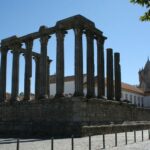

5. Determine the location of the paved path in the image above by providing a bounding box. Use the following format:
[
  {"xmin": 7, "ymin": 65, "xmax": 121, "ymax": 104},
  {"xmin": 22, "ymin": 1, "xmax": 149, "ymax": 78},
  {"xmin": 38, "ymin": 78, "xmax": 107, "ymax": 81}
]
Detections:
[{"xmin": 0, "ymin": 130, "xmax": 150, "ymax": 150}]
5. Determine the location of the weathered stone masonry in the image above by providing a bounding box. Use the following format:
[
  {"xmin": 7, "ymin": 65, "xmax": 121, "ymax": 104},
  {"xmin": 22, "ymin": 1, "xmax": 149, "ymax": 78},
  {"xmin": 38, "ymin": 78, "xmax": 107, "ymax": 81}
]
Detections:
[{"xmin": 0, "ymin": 15, "xmax": 147, "ymax": 137}]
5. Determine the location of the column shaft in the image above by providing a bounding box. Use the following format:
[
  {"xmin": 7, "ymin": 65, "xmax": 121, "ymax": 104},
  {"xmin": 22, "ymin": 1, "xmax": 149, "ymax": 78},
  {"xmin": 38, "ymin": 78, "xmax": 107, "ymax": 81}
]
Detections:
[
  {"xmin": 34, "ymin": 56, "xmax": 40, "ymax": 100},
  {"xmin": 86, "ymin": 30, "xmax": 95, "ymax": 98},
  {"xmin": 11, "ymin": 44, "xmax": 21, "ymax": 102},
  {"xmin": 47, "ymin": 58, "xmax": 51, "ymax": 98},
  {"xmin": 0, "ymin": 47, "xmax": 8, "ymax": 102},
  {"xmin": 114, "ymin": 53, "xmax": 121, "ymax": 101},
  {"xmin": 39, "ymin": 31, "xmax": 49, "ymax": 99},
  {"xmin": 24, "ymin": 40, "xmax": 33, "ymax": 101},
  {"xmin": 74, "ymin": 27, "xmax": 83, "ymax": 96},
  {"xmin": 55, "ymin": 30, "xmax": 65, "ymax": 97},
  {"xmin": 106, "ymin": 48, "xmax": 114, "ymax": 100},
  {"xmin": 97, "ymin": 37, "xmax": 105, "ymax": 98}
]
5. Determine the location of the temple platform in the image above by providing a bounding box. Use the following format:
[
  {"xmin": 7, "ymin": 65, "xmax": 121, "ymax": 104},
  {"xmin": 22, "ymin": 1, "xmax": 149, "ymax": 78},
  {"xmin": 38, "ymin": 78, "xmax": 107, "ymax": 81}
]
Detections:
[{"xmin": 0, "ymin": 97, "xmax": 150, "ymax": 138}]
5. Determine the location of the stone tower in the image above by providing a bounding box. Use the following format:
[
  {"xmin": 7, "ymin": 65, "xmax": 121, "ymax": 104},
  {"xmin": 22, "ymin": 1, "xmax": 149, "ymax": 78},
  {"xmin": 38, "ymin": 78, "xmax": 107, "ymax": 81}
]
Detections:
[{"xmin": 139, "ymin": 58, "xmax": 150, "ymax": 94}]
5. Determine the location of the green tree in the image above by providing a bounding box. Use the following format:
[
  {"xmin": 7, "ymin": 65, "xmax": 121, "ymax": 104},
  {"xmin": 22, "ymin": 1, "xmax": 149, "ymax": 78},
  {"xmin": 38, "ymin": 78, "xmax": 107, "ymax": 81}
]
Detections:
[{"xmin": 130, "ymin": 0, "xmax": 150, "ymax": 21}]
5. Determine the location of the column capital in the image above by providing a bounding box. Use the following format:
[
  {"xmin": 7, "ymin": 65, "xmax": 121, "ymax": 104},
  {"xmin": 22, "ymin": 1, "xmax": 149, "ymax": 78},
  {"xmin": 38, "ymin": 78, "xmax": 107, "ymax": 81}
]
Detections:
[
  {"xmin": 10, "ymin": 42, "xmax": 22, "ymax": 52},
  {"xmin": 47, "ymin": 57, "xmax": 52, "ymax": 64},
  {"xmin": 11, "ymin": 49, "xmax": 21, "ymax": 54},
  {"xmin": 0, "ymin": 46, "xmax": 9, "ymax": 54},
  {"xmin": 33, "ymin": 55, "xmax": 40, "ymax": 62},
  {"xmin": 39, "ymin": 25, "xmax": 48, "ymax": 33},
  {"xmin": 96, "ymin": 35, "xmax": 105, "ymax": 45},
  {"xmin": 73, "ymin": 27, "xmax": 83, "ymax": 35},
  {"xmin": 56, "ymin": 29, "xmax": 67, "ymax": 40},
  {"xmin": 40, "ymin": 35, "xmax": 50, "ymax": 45},
  {"xmin": 39, "ymin": 26, "xmax": 50, "ymax": 45},
  {"xmin": 85, "ymin": 30, "xmax": 95, "ymax": 42},
  {"xmin": 24, "ymin": 39, "xmax": 33, "ymax": 49}
]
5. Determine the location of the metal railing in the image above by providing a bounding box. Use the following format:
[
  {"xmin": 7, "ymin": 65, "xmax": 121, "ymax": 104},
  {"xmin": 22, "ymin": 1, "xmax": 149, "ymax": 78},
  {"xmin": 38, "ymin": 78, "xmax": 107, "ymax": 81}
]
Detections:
[{"xmin": 13, "ymin": 129, "xmax": 150, "ymax": 150}]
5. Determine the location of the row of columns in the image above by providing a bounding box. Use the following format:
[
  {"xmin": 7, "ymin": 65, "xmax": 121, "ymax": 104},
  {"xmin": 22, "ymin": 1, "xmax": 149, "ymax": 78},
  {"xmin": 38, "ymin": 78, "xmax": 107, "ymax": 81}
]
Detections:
[
  {"xmin": 54, "ymin": 27, "xmax": 121, "ymax": 100},
  {"xmin": 0, "ymin": 26, "xmax": 121, "ymax": 102},
  {"xmin": 54, "ymin": 27, "xmax": 107, "ymax": 98},
  {"xmin": 0, "ymin": 40, "xmax": 51, "ymax": 102},
  {"xmin": 107, "ymin": 48, "xmax": 121, "ymax": 101}
]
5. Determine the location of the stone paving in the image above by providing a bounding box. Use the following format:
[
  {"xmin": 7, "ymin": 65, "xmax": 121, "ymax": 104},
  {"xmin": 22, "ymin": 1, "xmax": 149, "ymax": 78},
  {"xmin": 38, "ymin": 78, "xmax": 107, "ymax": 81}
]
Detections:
[{"xmin": 0, "ymin": 130, "xmax": 149, "ymax": 150}]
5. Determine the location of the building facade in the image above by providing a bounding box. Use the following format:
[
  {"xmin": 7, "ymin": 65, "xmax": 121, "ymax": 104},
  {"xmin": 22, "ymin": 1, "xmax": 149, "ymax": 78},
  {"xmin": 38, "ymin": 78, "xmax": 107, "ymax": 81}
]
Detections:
[
  {"xmin": 50, "ymin": 75, "xmax": 145, "ymax": 108},
  {"xmin": 139, "ymin": 58, "xmax": 150, "ymax": 107}
]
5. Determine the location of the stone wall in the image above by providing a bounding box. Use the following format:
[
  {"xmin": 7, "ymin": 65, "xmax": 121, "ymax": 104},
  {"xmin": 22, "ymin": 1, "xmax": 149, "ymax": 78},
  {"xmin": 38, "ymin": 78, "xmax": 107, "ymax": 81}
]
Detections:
[{"xmin": 0, "ymin": 97, "xmax": 150, "ymax": 137}]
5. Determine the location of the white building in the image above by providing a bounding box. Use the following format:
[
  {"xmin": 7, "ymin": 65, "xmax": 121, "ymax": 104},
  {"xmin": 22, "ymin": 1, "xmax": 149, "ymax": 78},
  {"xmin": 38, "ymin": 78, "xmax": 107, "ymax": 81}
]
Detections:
[{"xmin": 50, "ymin": 75, "xmax": 145, "ymax": 108}]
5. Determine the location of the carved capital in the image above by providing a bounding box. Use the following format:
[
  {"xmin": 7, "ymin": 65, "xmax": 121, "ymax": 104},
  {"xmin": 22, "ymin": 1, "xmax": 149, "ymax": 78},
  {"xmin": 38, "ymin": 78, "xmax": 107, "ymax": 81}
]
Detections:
[
  {"xmin": 33, "ymin": 55, "xmax": 40, "ymax": 62},
  {"xmin": 47, "ymin": 58, "xmax": 52, "ymax": 64},
  {"xmin": 0, "ymin": 46, "xmax": 9, "ymax": 55},
  {"xmin": 73, "ymin": 27, "xmax": 83, "ymax": 36},
  {"xmin": 39, "ymin": 26, "xmax": 48, "ymax": 34},
  {"xmin": 9, "ymin": 37, "xmax": 22, "ymax": 50},
  {"xmin": 56, "ymin": 30, "xmax": 67, "ymax": 40},
  {"xmin": 96, "ymin": 36, "xmax": 105, "ymax": 45},
  {"xmin": 25, "ymin": 39, "xmax": 33, "ymax": 50},
  {"xmin": 11, "ymin": 49, "xmax": 20, "ymax": 55},
  {"xmin": 39, "ymin": 26, "xmax": 50, "ymax": 45},
  {"xmin": 40, "ymin": 35, "xmax": 50, "ymax": 45},
  {"xmin": 85, "ymin": 29, "xmax": 94, "ymax": 39}
]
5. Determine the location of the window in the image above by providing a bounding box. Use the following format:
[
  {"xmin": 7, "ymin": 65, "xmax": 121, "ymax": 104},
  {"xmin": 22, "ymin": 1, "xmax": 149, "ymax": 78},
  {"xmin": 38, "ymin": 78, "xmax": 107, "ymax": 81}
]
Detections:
[
  {"xmin": 134, "ymin": 96, "xmax": 136, "ymax": 104},
  {"xmin": 138, "ymin": 99, "xmax": 140, "ymax": 107},
  {"xmin": 130, "ymin": 95, "xmax": 132, "ymax": 101},
  {"xmin": 141, "ymin": 97, "xmax": 144, "ymax": 107},
  {"xmin": 121, "ymin": 93, "xmax": 123, "ymax": 99},
  {"xmin": 138, "ymin": 97, "xmax": 140, "ymax": 107}
]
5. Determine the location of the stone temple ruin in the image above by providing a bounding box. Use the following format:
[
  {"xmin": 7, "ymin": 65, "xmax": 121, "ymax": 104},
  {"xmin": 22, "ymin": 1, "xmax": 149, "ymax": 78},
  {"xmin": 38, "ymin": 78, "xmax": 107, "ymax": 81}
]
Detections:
[
  {"xmin": 0, "ymin": 15, "xmax": 121, "ymax": 102},
  {"xmin": 0, "ymin": 15, "xmax": 150, "ymax": 138}
]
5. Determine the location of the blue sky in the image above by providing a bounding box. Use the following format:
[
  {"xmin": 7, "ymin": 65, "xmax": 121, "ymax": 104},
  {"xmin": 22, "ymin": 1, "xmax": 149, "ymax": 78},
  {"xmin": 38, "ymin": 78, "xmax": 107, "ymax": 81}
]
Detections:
[{"xmin": 0, "ymin": 0, "xmax": 150, "ymax": 93}]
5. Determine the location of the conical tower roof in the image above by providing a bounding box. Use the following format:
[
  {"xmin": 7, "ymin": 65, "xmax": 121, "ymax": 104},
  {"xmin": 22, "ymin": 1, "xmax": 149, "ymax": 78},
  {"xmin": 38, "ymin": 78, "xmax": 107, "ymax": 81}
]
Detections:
[{"xmin": 144, "ymin": 57, "xmax": 150, "ymax": 71}]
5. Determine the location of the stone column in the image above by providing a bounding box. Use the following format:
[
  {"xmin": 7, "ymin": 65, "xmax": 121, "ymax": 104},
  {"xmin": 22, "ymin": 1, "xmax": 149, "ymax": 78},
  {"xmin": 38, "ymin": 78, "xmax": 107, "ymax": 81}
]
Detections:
[
  {"xmin": 55, "ymin": 30, "xmax": 66, "ymax": 97},
  {"xmin": 96, "ymin": 36, "xmax": 105, "ymax": 98},
  {"xmin": 33, "ymin": 55, "xmax": 40, "ymax": 100},
  {"xmin": 39, "ymin": 26, "xmax": 50, "ymax": 99},
  {"xmin": 0, "ymin": 46, "xmax": 8, "ymax": 102},
  {"xmin": 114, "ymin": 53, "xmax": 121, "ymax": 101},
  {"xmin": 10, "ymin": 43, "xmax": 21, "ymax": 102},
  {"xmin": 23, "ymin": 39, "xmax": 33, "ymax": 101},
  {"xmin": 85, "ymin": 30, "xmax": 95, "ymax": 98},
  {"xmin": 106, "ymin": 48, "xmax": 114, "ymax": 100},
  {"xmin": 74, "ymin": 27, "xmax": 83, "ymax": 96},
  {"xmin": 47, "ymin": 58, "xmax": 52, "ymax": 98}
]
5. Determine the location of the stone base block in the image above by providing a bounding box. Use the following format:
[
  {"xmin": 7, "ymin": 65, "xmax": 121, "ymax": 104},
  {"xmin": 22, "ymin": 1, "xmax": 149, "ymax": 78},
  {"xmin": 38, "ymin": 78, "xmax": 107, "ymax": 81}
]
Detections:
[{"xmin": 0, "ymin": 97, "xmax": 149, "ymax": 137}]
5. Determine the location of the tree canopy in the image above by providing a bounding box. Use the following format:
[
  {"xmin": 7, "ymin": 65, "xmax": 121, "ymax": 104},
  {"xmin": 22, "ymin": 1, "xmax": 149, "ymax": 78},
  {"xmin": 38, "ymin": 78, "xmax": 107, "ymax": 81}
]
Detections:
[{"xmin": 130, "ymin": 0, "xmax": 150, "ymax": 21}]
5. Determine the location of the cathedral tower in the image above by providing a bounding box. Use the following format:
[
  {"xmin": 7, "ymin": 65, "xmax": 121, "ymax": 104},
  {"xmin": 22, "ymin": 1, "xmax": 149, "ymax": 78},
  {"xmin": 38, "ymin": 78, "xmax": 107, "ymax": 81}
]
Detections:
[{"xmin": 139, "ymin": 58, "xmax": 150, "ymax": 95}]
